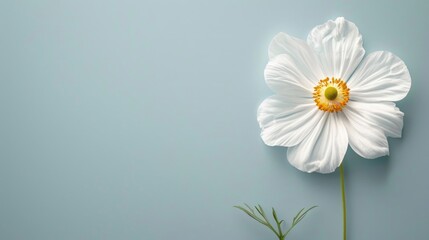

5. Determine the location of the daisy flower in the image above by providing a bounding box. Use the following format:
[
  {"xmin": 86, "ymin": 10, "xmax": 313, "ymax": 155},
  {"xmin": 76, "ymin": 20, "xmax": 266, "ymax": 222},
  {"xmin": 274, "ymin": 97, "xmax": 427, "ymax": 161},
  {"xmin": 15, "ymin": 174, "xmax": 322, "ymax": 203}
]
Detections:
[{"xmin": 257, "ymin": 17, "xmax": 411, "ymax": 173}]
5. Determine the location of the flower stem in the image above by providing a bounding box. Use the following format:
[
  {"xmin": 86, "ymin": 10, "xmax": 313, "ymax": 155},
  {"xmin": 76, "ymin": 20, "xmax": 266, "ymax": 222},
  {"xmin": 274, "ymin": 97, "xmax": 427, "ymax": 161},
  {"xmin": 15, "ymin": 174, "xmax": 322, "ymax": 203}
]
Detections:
[{"xmin": 340, "ymin": 163, "xmax": 347, "ymax": 240}]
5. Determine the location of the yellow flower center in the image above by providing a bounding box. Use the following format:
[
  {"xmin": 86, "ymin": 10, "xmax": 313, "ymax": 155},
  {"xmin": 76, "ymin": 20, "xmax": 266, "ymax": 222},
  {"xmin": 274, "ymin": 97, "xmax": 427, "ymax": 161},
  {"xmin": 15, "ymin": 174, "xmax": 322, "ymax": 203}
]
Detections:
[
  {"xmin": 324, "ymin": 87, "xmax": 338, "ymax": 100},
  {"xmin": 313, "ymin": 77, "xmax": 350, "ymax": 112}
]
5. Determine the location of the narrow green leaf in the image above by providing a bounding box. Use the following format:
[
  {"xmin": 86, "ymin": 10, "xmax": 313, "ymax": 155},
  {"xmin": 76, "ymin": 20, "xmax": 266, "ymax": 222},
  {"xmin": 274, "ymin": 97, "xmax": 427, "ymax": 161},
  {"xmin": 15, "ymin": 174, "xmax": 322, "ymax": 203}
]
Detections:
[
  {"xmin": 256, "ymin": 205, "xmax": 280, "ymax": 237},
  {"xmin": 272, "ymin": 208, "xmax": 279, "ymax": 223},
  {"xmin": 244, "ymin": 203, "xmax": 255, "ymax": 214},
  {"xmin": 293, "ymin": 208, "xmax": 305, "ymax": 224},
  {"xmin": 255, "ymin": 205, "xmax": 264, "ymax": 218},
  {"xmin": 294, "ymin": 206, "xmax": 317, "ymax": 225},
  {"xmin": 234, "ymin": 206, "xmax": 267, "ymax": 225},
  {"xmin": 234, "ymin": 206, "xmax": 253, "ymax": 216},
  {"xmin": 283, "ymin": 206, "xmax": 317, "ymax": 238},
  {"xmin": 235, "ymin": 204, "xmax": 316, "ymax": 240}
]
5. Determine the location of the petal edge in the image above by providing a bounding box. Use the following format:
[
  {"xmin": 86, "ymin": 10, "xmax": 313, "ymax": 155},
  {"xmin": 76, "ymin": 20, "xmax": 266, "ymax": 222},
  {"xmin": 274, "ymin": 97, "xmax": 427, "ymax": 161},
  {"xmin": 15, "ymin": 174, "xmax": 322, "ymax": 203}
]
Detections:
[
  {"xmin": 287, "ymin": 113, "xmax": 348, "ymax": 173},
  {"xmin": 348, "ymin": 51, "xmax": 411, "ymax": 102},
  {"xmin": 257, "ymin": 96, "xmax": 323, "ymax": 147},
  {"xmin": 307, "ymin": 17, "xmax": 365, "ymax": 80}
]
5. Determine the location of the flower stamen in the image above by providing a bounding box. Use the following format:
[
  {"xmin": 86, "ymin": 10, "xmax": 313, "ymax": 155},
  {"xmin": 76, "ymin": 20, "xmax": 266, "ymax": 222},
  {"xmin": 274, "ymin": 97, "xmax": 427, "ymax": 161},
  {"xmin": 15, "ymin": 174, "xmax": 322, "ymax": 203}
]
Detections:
[{"xmin": 313, "ymin": 77, "xmax": 349, "ymax": 112}]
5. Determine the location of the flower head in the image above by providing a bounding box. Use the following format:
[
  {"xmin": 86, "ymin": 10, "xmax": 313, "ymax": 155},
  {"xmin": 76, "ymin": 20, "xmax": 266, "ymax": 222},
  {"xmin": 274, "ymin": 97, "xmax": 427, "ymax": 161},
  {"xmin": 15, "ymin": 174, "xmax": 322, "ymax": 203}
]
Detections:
[{"xmin": 257, "ymin": 17, "xmax": 411, "ymax": 173}]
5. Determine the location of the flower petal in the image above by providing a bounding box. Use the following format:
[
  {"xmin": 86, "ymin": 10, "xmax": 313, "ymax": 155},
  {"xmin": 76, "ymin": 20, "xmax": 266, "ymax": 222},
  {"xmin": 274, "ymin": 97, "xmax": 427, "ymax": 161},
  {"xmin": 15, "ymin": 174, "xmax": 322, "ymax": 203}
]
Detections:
[
  {"xmin": 307, "ymin": 17, "xmax": 365, "ymax": 80},
  {"xmin": 347, "ymin": 51, "xmax": 411, "ymax": 102},
  {"xmin": 287, "ymin": 113, "xmax": 348, "ymax": 173},
  {"xmin": 264, "ymin": 55, "xmax": 311, "ymax": 97},
  {"xmin": 257, "ymin": 96, "xmax": 324, "ymax": 147},
  {"xmin": 346, "ymin": 101, "xmax": 404, "ymax": 138},
  {"xmin": 267, "ymin": 33, "xmax": 325, "ymax": 89},
  {"xmin": 342, "ymin": 105, "xmax": 389, "ymax": 159}
]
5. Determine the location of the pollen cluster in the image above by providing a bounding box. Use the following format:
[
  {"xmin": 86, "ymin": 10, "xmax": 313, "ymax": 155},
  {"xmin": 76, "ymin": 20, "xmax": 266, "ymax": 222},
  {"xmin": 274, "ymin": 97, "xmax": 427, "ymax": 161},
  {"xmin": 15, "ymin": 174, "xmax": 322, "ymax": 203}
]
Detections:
[{"xmin": 313, "ymin": 77, "xmax": 350, "ymax": 112}]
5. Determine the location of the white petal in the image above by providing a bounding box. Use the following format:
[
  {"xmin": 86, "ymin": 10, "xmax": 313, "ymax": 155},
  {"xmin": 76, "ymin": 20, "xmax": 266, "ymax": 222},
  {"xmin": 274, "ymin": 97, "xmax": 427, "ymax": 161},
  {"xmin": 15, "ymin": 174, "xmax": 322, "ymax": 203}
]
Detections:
[
  {"xmin": 342, "ymin": 106, "xmax": 389, "ymax": 159},
  {"xmin": 346, "ymin": 101, "xmax": 404, "ymax": 138},
  {"xmin": 347, "ymin": 51, "xmax": 411, "ymax": 102},
  {"xmin": 267, "ymin": 33, "xmax": 325, "ymax": 88},
  {"xmin": 287, "ymin": 113, "xmax": 348, "ymax": 174},
  {"xmin": 257, "ymin": 96, "xmax": 323, "ymax": 147},
  {"xmin": 265, "ymin": 54, "xmax": 315, "ymax": 98},
  {"xmin": 307, "ymin": 17, "xmax": 365, "ymax": 80}
]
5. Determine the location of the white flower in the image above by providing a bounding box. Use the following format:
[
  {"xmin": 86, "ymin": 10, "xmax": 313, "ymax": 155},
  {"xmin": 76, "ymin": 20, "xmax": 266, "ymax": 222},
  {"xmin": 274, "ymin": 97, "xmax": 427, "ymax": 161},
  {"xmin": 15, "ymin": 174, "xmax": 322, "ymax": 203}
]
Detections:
[{"xmin": 257, "ymin": 17, "xmax": 411, "ymax": 174}]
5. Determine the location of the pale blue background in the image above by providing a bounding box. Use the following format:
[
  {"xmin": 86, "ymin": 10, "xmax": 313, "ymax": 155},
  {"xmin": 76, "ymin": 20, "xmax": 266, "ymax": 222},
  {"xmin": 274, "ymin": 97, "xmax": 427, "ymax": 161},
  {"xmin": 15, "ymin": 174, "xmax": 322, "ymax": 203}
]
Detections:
[{"xmin": 0, "ymin": 1, "xmax": 428, "ymax": 239}]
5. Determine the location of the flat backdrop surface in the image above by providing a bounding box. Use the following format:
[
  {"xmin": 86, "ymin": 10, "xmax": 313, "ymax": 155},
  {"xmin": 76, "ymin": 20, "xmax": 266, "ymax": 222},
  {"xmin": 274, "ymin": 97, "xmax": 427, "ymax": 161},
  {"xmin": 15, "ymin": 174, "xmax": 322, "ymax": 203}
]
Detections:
[{"xmin": 0, "ymin": 1, "xmax": 428, "ymax": 239}]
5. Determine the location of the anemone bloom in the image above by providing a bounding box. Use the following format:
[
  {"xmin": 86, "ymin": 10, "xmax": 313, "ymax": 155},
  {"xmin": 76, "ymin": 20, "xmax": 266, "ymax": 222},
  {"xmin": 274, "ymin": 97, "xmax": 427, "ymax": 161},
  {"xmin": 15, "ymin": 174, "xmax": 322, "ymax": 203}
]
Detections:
[{"xmin": 257, "ymin": 17, "xmax": 411, "ymax": 173}]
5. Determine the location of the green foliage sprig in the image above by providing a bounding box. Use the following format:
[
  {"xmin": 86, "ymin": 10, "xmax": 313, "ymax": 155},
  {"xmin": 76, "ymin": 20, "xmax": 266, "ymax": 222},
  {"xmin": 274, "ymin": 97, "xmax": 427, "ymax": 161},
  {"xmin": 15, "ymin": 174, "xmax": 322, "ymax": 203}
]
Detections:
[{"xmin": 234, "ymin": 204, "xmax": 317, "ymax": 240}]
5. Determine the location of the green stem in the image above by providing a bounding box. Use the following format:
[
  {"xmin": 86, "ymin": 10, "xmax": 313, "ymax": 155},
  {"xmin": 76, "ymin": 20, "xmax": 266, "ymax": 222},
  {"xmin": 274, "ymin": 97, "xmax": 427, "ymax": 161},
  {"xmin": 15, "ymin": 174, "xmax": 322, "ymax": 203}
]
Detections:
[{"xmin": 340, "ymin": 163, "xmax": 347, "ymax": 240}]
